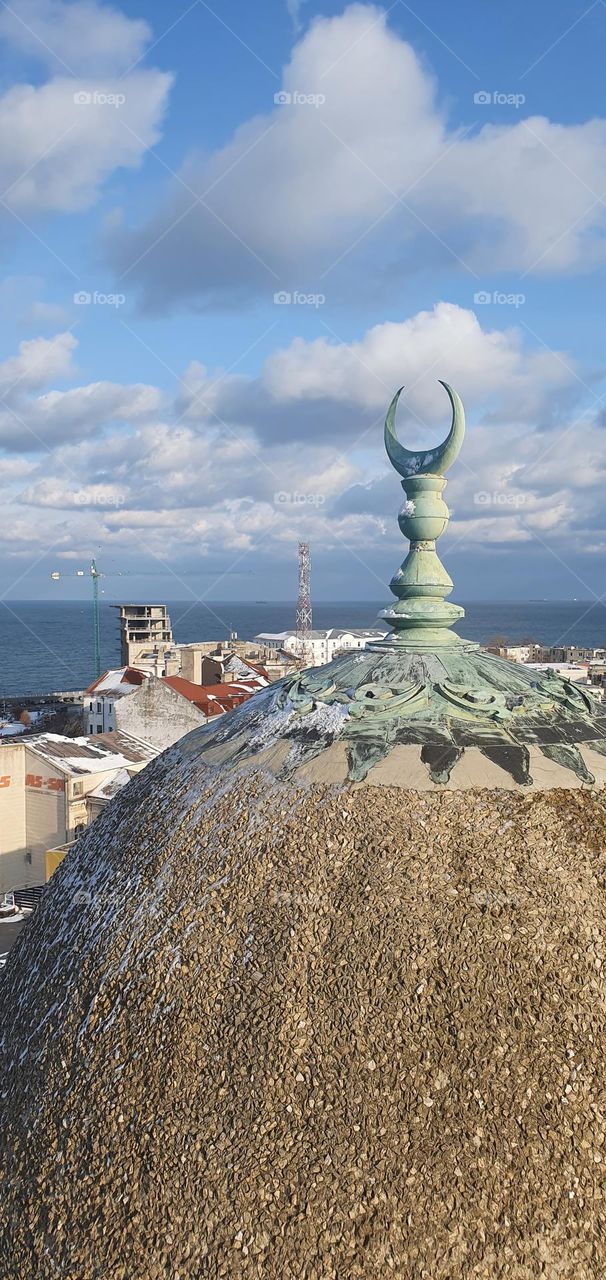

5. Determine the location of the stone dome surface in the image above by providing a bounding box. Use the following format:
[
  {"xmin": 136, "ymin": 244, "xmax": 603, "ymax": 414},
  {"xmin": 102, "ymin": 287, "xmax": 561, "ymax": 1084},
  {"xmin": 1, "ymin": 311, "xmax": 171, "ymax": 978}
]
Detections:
[{"xmin": 2, "ymin": 729, "xmax": 606, "ymax": 1279}]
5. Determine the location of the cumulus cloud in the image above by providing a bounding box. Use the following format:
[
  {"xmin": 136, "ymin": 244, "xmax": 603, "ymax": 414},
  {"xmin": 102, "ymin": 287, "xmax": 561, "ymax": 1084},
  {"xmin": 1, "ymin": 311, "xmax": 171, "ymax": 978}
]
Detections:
[
  {"xmin": 178, "ymin": 303, "xmax": 579, "ymax": 448},
  {"xmin": 0, "ymin": 0, "xmax": 172, "ymax": 217},
  {"xmin": 0, "ymin": 0, "xmax": 151, "ymax": 75},
  {"xmin": 0, "ymin": 73, "xmax": 172, "ymax": 216},
  {"xmin": 0, "ymin": 307, "xmax": 604, "ymax": 585},
  {"xmin": 107, "ymin": 4, "xmax": 606, "ymax": 309},
  {"xmin": 0, "ymin": 330, "xmax": 162, "ymax": 450},
  {"xmin": 0, "ymin": 332, "xmax": 77, "ymax": 398}
]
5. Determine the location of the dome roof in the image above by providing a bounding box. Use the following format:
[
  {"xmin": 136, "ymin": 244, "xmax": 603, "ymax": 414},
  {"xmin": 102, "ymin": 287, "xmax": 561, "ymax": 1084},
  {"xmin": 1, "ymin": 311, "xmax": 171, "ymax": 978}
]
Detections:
[
  {"xmin": 190, "ymin": 380, "xmax": 606, "ymax": 794},
  {"xmin": 2, "ymin": 751, "xmax": 606, "ymax": 1277},
  {"xmin": 188, "ymin": 638, "xmax": 606, "ymax": 791},
  {"xmin": 2, "ymin": 383, "xmax": 606, "ymax": 1279}
]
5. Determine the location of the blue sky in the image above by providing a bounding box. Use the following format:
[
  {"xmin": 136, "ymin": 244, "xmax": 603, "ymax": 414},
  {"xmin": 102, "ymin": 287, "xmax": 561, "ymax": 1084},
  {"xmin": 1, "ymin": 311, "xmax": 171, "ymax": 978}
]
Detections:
[{"xmin": 2, "ymin": 0, "xmax": 606, "ymax": 607}]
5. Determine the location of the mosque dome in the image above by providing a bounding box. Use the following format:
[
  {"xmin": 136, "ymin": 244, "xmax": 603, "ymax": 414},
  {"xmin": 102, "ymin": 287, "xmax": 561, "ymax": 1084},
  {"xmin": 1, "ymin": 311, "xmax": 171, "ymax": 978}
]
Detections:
[{"xmin": 2, "ymin": 383, "xmax": 606, "ymax": 1279}]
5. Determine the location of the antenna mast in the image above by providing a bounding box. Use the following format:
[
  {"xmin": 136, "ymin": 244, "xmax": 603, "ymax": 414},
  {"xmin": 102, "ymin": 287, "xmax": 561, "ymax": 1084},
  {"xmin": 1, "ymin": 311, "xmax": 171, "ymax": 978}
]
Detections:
[{"xmin": 295, "ymin": 541, "xmax": 313, "ymax": 666}]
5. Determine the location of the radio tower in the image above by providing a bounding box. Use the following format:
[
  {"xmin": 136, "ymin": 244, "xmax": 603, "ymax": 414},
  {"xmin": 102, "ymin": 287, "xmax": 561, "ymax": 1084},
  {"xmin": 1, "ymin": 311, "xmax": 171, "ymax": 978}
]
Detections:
[{"xmin": 295, "ymin": 541, "xmax": 313, "ymax": 666}]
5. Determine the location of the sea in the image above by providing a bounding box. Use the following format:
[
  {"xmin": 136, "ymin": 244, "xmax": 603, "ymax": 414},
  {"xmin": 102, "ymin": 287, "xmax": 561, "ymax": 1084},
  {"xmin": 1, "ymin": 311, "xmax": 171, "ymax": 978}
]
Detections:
[{"xmin": 2, "ymin": 599, "xmax": 606, "ymax": 699}]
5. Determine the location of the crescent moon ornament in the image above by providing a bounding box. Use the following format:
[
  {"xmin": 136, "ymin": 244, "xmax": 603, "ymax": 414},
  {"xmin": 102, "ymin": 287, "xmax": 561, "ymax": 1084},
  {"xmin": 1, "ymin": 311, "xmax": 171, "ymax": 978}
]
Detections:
[{"xmin": 384, "ymin": 380, "xmax": 465, "ymax": 478}]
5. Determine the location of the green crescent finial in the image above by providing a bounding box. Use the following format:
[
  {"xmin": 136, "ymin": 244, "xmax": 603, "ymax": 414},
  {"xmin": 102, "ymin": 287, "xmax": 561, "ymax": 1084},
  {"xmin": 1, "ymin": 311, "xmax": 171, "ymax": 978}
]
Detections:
[
  {"xmin": 378, "ymin": 380, "xmax": 466, "ymax": 649},
  {"xmin": 384, "ymin": 381, "xmax": 465, "ymax": 478}
]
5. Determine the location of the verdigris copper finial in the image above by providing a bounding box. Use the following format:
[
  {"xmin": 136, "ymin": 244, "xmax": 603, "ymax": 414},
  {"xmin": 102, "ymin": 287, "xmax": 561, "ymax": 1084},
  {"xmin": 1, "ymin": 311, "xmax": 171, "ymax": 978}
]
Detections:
[{"xmin": 379, "ymin": 381, "xmax": 465, "ymax": 648}]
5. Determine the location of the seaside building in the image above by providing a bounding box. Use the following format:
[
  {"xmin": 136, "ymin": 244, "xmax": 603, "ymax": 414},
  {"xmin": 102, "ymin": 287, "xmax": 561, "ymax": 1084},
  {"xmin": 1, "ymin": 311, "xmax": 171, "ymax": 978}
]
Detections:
[
  {"xmin": 112, "ymin": 604, "xmax": 178, "ymax": 674},
  {"xmin": 83, "ymin": 665, "xmax": 149, "ymax": 733},
  {"xmin": 537, "ymin": 643, "xmax": 606, "ymax": 664},
  {"xmin": 490, "ymin": 641, "xmax": 606, "ymax": 666},
  {"xmin": 485, "ymin": 641, "xmax": 540, "ymax": 663},
  {"xmin": 186, "ymin": 651, "xmax": 269, "ymax": 686},
  {"xmin": 82, "ymin": 659, "xmax": 267, "ymax": 753},
  {"xmin": 254, "ymin": 626, "xmax": 387, "ymax": 666},
  {"xmin": 178, "ymin": 638, "xmax": 292, "ymax": 683},
  {"xmin": 588, "ymin": 660, "xmax": 606, "ymax": 699},
  {"xmin": 0, "ymin": 730, "xmax": 157, "ymax": 892},
  {"xmin": 8, "ymin": 383, "xmax": 606, "ymax": 1274}
]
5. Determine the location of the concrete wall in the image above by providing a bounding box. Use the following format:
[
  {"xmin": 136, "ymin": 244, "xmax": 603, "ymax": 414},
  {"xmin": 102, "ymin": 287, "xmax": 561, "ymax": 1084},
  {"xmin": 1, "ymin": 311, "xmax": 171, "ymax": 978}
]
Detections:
[
  {"xmin": 0, "ymin": 741, "xmax": 68, "ymax": 891},
  {"xmin": 180, "ymin": 648, "xmax": 202, "ymax": 684},
  {"xmin": 22, "ymin": 747, "xmax": 67, "ymax": 890},
  {"xmin": 0, "ymin": 745, "xmax": 155, "ymax": 892},
  {"xmin": 115, "ymin": 677, "xmax": 206, "ymax": 750},
  {"xmin": 180, "ymin": 649, "xmax": 223, "ymax": 684},
  {"xmin": 199, "ymin": 656, "xmax": 223, "ymax": 685},
  {"xmin": 0, "ymin": 743, "xmax": 27, "ymax": 893}
]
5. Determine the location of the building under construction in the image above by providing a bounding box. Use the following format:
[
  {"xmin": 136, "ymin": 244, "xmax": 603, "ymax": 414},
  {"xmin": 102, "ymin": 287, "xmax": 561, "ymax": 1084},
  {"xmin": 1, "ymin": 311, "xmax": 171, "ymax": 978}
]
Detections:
[{"xmin": 112, "ymin": 604, "xmax": 175, "ymax": 672}]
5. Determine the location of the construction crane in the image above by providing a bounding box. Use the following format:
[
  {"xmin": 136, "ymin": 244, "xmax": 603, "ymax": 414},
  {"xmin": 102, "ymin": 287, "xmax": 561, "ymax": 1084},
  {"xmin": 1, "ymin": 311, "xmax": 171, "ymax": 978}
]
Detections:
[
  {"xmin": 90, "ymin": 558, "xmax": 101, "ymax": 678},
  {"xmin": 50, "ymin": 558, "xmax": 115, "ymax": 679}
]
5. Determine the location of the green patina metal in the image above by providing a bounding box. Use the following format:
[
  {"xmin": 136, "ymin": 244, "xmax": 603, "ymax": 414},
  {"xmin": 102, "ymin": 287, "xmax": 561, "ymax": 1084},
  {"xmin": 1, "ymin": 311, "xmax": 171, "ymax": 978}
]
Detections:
[
  {"xmin": 377, "ymin": 381, "xmax": 466, "ymax": 649},
  {"xmin": 188, "ymin": 381, "xmax": 606, "ymax": 788}
]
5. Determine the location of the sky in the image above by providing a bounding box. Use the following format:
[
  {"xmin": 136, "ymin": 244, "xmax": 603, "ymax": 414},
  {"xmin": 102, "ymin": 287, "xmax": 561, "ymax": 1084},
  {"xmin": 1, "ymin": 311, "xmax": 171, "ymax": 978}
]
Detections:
[{"xmin": 2, "ymin": 0, "xmax": 606, "ymax": 606}]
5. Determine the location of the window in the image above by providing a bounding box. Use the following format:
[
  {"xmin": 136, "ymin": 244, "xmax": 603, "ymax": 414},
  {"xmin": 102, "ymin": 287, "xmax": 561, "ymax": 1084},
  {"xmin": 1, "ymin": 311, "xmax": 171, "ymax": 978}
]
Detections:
[
  {"xmin": 96, "ymin": 702, "xmax": 101, "ymax": 713},
  {"xmin": 97, "ymin": 726, "xmax": 103, "ymax": 733},
  {"xmin": 73, "ymin": 781, "xmax": 83, "ymax": 796},
  {"xmin": 89, "ymin": 701, "xmax": 93, "ymax": 711}
]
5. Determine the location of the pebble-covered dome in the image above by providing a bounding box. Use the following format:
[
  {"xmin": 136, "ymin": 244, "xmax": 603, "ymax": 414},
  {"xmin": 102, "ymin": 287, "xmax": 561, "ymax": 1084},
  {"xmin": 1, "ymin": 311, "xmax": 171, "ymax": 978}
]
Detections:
[{"xmin": 2, "ymin": 384, "xmax": 606, "ymax": 1280}]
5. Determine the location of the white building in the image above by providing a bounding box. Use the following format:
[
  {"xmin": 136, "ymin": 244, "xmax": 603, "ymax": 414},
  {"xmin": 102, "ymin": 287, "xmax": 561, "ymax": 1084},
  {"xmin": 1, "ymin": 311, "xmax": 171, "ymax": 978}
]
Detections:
[
  {"xmin": 254, "ymin": 628, "xmax": 387, "ymax": 666},
  {"xmin": 0, "ymin": 731, "xmax": 157, "ymax": 891},
  {"xmin": 84, "ymin": 666, "xmax": 150, "ymax": 734}
]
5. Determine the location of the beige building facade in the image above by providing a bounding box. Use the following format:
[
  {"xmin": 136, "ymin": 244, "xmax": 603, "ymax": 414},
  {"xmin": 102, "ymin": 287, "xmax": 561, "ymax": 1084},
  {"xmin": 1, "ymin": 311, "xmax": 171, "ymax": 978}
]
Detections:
[{"xmin": 0, "ymin": 732, "xmax": 157, "ymax": 893}]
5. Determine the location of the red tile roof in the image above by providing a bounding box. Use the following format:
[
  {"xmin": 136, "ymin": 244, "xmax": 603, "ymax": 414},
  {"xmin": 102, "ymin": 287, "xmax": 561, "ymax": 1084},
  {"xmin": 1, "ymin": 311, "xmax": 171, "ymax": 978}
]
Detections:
[
  {"xmin": 162, "ymin": 676, "xmax": 253, "ymax": 718},
  {"xmin": 85, "ymin": 666, "xmax": 147, "ymax": 695}
]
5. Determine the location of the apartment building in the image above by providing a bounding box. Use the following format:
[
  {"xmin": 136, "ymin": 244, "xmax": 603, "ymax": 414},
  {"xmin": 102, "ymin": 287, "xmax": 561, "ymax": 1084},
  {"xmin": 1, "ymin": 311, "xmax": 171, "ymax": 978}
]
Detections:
[
  {"xmin": 0, "ymin": 731, "xmax": 157, "ymax": 892},
  {"xmin": 254, "ymin": 628, "xmax": 387, "ymax": 665},
  {"xmin": 84, "ymin": 666, "xmax": 149, "ymax": 733}
]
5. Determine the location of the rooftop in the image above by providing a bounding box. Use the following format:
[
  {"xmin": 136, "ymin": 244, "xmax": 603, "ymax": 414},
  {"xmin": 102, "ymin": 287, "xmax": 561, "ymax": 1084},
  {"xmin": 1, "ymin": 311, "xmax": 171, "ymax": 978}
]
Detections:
[
  {"xmin": 84, "ymin": 667, "xmax": 149, "ymax": 696},
  {"xmin": 254, "ymin": 628, "xmax": 387, "ymax": 641},
  {"xmin": 26, "ymin": 730, "xmax": 157, "ymax": 776},
  {"xmin": 87, "ymin": 767, "xmax": 134, "ymax": 801},
  {"xmin": 163, "ymin": 676, "xmax": 256, "ymax": 717}
]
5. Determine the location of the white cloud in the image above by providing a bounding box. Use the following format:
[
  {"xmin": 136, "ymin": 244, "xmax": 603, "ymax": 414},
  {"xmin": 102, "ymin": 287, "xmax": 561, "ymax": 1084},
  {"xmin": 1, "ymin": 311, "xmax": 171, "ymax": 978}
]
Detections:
[
  {"xmin": 0, "ymin": 0, "xmax": 151, "ymax": 76},
  {"xmin": 181, "ymin": 303, "xmax": 578, "ymax": 448},
  {"xmin": 108, "ymin": 4, "xmax": 606, "ymax": 307},
  {"xmin": 0, "ymin": 0, "xmax": 172, "ymax": 217},
  {"xmin": 0, "ymin": 332, "xmax": 76, "ymax": 398},
  {"xmin": 0, "ymin": 330, "xmax": 162, "ymax": 449},
  {"xmin": 0, "ymin": 309, "xmax": 605, "ymax": 584},
  {"xmin": 0, "ymin": 72, "xmax": 172, "ymax": 216},
  {"xmin": 285, "ymin": 0, "xmax": 305, "ymax": 32}
]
